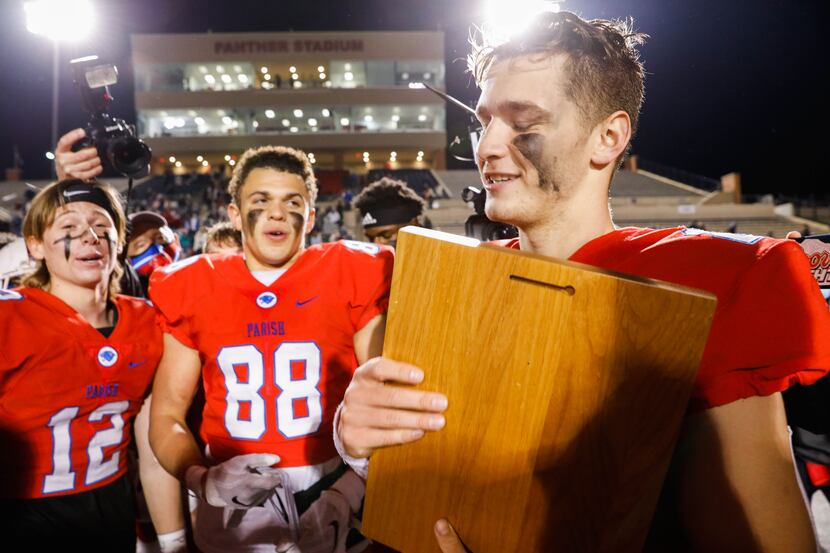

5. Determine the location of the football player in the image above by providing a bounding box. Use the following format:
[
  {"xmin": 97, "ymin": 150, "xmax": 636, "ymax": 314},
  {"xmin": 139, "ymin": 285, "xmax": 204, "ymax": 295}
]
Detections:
[
  {"xmin": 334, "ymin": 10, "xmax": 830, "ymax": 552},
  {"xmin": 353, "ymin": 177, "xmax": 428, "ymax": 247},
  {"xmin": 148, "ymin": 145, "xmax": 392, "ymax": 552},
  {"xmin": 54, "ymin": 129, "xmax": 190, "ymax": 553},
  {"xmin": 0, "ymin": 179, "xmax": 162, "ymax": 550}
]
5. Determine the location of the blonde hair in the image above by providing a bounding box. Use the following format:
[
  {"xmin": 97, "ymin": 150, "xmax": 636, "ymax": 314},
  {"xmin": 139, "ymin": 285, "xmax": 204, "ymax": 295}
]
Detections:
[{"xmin": 22, "ymin": 179, "xmax": 127, "ymax": 298}]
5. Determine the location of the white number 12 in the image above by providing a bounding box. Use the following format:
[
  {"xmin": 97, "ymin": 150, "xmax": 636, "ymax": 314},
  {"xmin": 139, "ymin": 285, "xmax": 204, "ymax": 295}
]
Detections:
[{"xmin": 43, "ymin": 400, "xmax": 128, "ymax": 494}]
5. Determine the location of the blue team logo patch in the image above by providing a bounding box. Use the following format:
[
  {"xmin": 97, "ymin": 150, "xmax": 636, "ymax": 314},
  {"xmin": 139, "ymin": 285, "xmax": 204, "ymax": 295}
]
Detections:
[
  {"xmin": 97, "ymin": 346, "xmax": 119, "ymax": 367},
  {"xmin": 0, "ymin": 289, "xmax": 23, "ymax": 301},
  {"xmin": 256, "ymin": 291, "xmax": 278, "ymax": 309},
  {"xmin": 681, "ymin": 227, "xmax": 763, "ymax": 245}
]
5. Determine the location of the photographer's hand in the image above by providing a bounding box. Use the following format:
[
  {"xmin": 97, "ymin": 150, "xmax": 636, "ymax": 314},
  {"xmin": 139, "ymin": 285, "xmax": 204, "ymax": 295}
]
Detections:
[{"xmin": 55, "ymin": 128, "xmax": 102, "ymax": 181}]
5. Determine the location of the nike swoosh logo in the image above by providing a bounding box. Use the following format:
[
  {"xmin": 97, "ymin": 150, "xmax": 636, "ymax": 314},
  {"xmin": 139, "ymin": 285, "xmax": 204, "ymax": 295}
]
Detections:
[
  {"xmin": 295, "ymin": 295, "xmax": 319, "ymax": 307},
  {"xmin": 63, "ymin": 190, "xmax": 88, "ymax": 197},
  {"xmin": 128, "ymin": 360, "xmax": 146, "ymax": 368}
]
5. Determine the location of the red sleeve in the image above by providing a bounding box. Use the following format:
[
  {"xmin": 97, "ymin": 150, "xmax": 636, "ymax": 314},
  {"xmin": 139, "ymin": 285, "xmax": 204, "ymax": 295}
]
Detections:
[
  {"xmin": 0, "ymin": 302, "xmax": 18, "ymax": 373},
  {"xmin": 692, "ymin": 240, "xmax": 830, "ymax": 411},
  {"xmin": 147, "ymin": 257, "xmax": 204, "ymax": 349},
  {"xmin": 0, "ymin": 289, "xmax": 31, "ymax": 373},
  {"xmin": 342, "ymin": 242, "xmax": 394, "ymax": 331}
]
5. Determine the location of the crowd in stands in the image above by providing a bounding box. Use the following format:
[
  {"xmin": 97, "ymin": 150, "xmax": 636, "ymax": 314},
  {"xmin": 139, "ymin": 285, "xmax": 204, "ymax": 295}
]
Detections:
[{"xmin": 15, "ymin": 166, "xmax": 446, "ymax": 256}]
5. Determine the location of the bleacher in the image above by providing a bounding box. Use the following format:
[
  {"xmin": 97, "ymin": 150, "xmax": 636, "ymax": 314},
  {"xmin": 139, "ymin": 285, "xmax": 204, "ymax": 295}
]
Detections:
[
  {"xmin": 3, "ymin": 159, "xmax": 827, "ymax": 242},
  {"xmin": 611, "ymin": 170, "xmax": 707, "ymax": 199},
  {"xmin": 132, "ymin": 172, "xmax": 218, "ymax": 200},
  {"xmin": 433, "ymin": 168, "xmax": 708, "ymax": 201},
  {"xmin": 433, "ymin": 170, "xmax": 480, "ymax": 198},
  {"xmin": 409, "ymin": 164, "xmax": 830, "ymax": 241},
  {"xmin": 614, "ymin": 217, "xmax": 824, "ymax": 238}
]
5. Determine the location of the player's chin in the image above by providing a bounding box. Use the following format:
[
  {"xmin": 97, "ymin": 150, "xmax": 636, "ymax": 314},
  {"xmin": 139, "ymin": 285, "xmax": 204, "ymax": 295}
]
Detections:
[
  {"xmin": 484, "ymin": 201, "xmax": 517, "ymax": 227},
  {"xmin": 69, "ymin": 269, "xmax": 110, "ymax": 289},
  {"xmin": 261, "ymin": 243, "xmax": 302, "ymax": 267}
]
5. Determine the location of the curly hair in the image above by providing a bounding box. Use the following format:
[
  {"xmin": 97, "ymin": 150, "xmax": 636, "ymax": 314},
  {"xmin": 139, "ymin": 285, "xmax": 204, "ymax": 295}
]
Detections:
[
  {"xmin": 353, "ymin": 177, "xmax": 426, "ymax": 219},
  {"xmin": 469, "ymin": 10, "xmax": 648, "ymax": 136},
  {"xmin": 228, "ymin": 145, "xmax": 318, "ymax": 207}
]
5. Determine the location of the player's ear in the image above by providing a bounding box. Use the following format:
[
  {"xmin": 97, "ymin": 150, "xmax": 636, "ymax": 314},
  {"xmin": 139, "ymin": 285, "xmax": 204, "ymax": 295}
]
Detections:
[
  {"xmin": 227, "ymin": 203, "xmax": 242, "ymax": 232},
  {"xmin": 590, "ymin": 110, "xmax": 631, "ymax": 167},
  {"xmin": 25, "ymin": 235, "xmax": 45, "ymax": 261},
  {"xmin": 305, "ymin": 207, "xmax": 316, "ymax": 235}
]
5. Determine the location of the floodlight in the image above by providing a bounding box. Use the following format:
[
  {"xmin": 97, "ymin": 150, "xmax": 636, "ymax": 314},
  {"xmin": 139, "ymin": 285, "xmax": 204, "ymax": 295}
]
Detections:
[
  {"xmin": 25, "ymin": 0, "xmax": 95, "ymax": 42},
  {"xmin": 482, "ymin": 0, "xmax": 563, "ymax": 44}
]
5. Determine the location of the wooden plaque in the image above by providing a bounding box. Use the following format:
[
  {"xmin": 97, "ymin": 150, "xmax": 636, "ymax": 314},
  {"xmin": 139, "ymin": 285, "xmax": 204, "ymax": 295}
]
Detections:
[{"xmin": 361, "ymin": 227, "xmax": 717, "ymax": 553}]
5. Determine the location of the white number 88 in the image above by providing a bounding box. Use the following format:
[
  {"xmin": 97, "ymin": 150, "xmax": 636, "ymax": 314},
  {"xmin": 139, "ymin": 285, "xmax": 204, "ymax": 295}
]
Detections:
[{"xmin": 217, "ymin": 342, "xmax": 322, "ymax": 439}]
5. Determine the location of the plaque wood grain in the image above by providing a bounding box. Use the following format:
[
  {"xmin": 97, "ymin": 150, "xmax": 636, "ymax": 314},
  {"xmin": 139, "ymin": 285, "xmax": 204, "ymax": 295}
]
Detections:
[{"xmin": 362, "ymin": 227, "xmax": 717, "ymax": 553}]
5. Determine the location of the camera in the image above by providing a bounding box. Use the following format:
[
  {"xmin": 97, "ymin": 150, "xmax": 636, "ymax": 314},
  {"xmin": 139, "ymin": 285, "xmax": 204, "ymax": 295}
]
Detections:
[
  {"xmin": 70, "ymin": 55, "xmax": 151, "ymax": 179},
  {"xmin": 461, "ymin": 186, "xmax": 518, "ymax": 241}
]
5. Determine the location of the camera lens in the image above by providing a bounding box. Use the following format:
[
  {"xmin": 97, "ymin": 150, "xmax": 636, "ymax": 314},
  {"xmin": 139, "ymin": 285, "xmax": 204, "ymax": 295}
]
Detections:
[{"xmin": 107, "ymin": 136, "xmax": 151, "ymax": 178}]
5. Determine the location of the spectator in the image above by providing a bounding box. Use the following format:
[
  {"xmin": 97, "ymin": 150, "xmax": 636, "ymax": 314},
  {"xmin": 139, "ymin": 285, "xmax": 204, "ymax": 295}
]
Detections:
[
  {"xmin": 127, "ymin": 211, "xmax": 181, "ymax": 294},
  {"xmin": 321, "ymin": 205, "xmax": 341, "ymax": 241},
  {"xmin": 203, "ymin": 221, "xmax": 242, "ymax": 254},
  {"xmin": 343, "ymin": 189, "xmax": 354, "ymax": 211}
]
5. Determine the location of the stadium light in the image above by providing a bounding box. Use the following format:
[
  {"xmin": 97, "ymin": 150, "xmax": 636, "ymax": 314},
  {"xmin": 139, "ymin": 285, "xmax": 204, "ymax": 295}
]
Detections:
[
  {"xmin": 25, "ymin": 0, "xmax": 95, "ymax": 175},
  {"xmin": 482, "ymin": 0, "xmax": 563, "ymax": 44},
  {"xmin": 25, "ymin": 0, "xmax": 95, "ymax": 41}
]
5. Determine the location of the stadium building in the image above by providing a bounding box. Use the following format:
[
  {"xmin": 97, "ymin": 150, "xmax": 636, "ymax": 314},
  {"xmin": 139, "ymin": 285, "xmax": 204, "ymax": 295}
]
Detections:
[
  {"xmin": 131, "ymin": 30, "xmax": 447, "ymax": 188},
  {"xmin": 3, "ymin": 32, "xmax": 828, "ymax": 246}
]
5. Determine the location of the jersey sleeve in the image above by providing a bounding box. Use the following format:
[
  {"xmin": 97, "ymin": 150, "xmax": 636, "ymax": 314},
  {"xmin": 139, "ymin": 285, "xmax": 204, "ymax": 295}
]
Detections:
[
  {"xmin": 0, "ymin": 302, "xmax": 19, "ymax": 374},
  {"xmin": 692, "ymin": 240, "xmax": 830, "ymax": 410},
  {"xmin": 147, "ymin": 257, "xmax": 204, "ymax": 349},
  {"xmin": 341, "ymin": 242, "xmax": 394, "ymax": 331},
  {"xmin": 0, "ymin": 290, "xmax": 29, "ymax": 374}
]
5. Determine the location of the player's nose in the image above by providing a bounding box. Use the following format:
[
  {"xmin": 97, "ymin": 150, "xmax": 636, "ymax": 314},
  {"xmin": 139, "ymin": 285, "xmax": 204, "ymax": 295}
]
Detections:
[
  {"xmin": 266, "ymin": 202, "xmax": 288, "ymax": 221},
  {"xmin": 476, "ymin": 119, "xmax": 512, "ymax": 166},
  {"xmin": 82, "ymin": 226, "xmax": 101, "ymax": 244}
]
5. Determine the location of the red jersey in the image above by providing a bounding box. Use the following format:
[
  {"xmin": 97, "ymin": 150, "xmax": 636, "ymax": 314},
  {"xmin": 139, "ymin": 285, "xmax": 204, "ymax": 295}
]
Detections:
[
  {"xmin": 0, "ymin": 288, "xmax": 161, "ymax": 499},
  {"xmin": 149, "ymin": 241, "xmax": 393, "ymax": 467},
  {"xmin": 501, "ymin": 227, "xmax": 830, "ymax": 411}
]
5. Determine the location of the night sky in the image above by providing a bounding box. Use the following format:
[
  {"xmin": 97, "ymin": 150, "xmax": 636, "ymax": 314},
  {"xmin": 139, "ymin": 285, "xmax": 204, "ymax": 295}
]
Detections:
[{"xmin": 0, "ymin": 0, "xmax": 827, "ymax": 197}]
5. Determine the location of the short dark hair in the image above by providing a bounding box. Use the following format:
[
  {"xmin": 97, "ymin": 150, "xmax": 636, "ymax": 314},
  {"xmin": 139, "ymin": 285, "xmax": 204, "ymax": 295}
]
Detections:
[
  {"xmin": 469, "ymin": 10, "xmax": 647, "ymax": 136},
  {"xmin": 228, "ymin": 145, "xmax": 317, "ymax": 207},
  {"xmin": 354, "ymin": 177, "xmax": 426, "ymax": 221}
]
